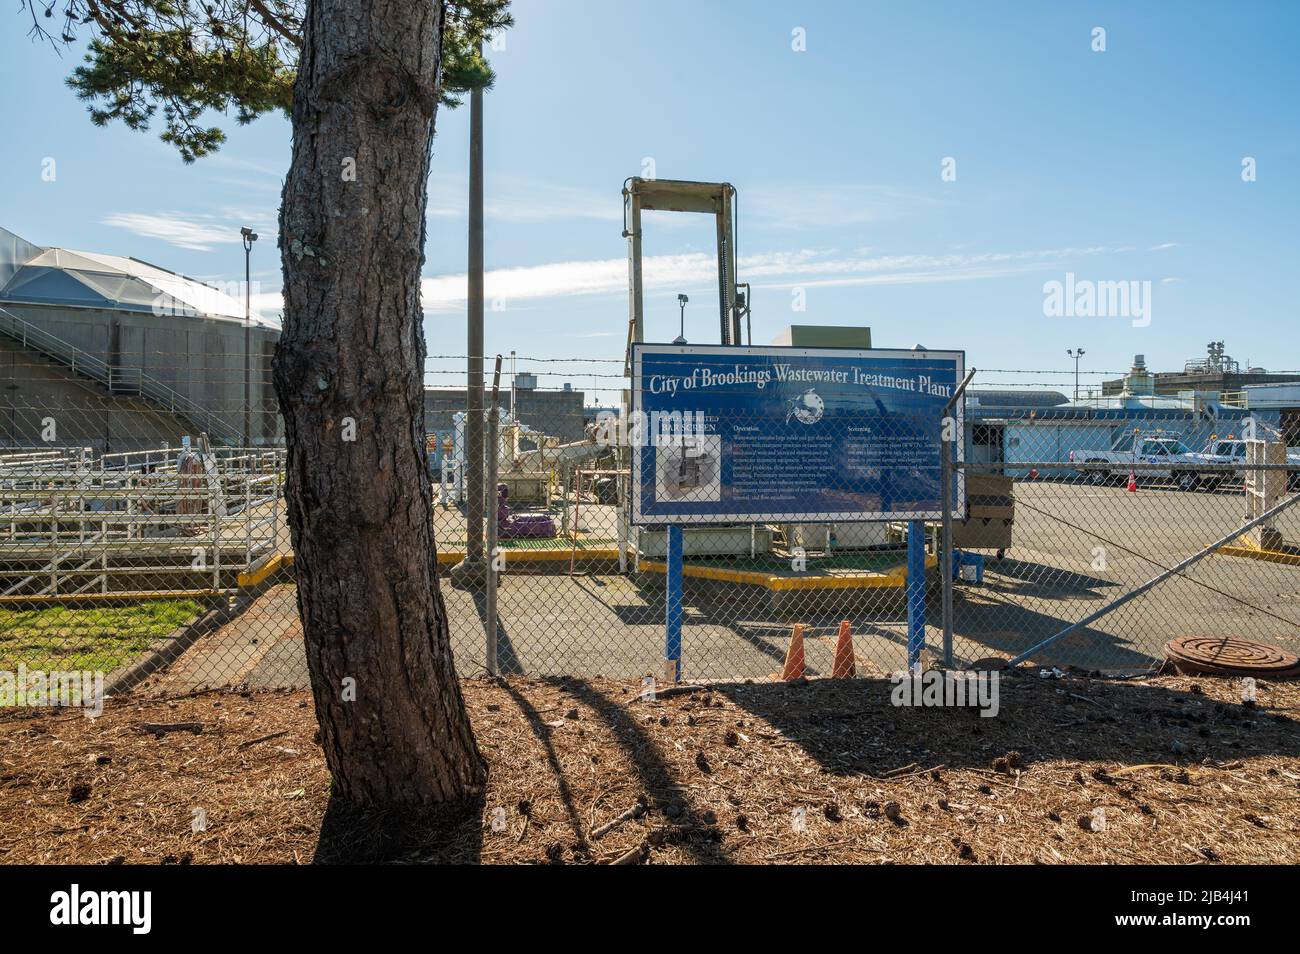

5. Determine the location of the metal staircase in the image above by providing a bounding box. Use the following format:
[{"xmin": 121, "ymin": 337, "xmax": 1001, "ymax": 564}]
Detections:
[{"xmin": 0, "ymin": 305, "xmax": 244, "ymax": 445}]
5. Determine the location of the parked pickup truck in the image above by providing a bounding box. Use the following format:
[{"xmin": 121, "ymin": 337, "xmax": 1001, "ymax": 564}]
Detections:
[
  {"xmin": 1068, "ymin": 435, "xmax": 1208, "ymax": 490},
  {"xmin": 1187, "ymin": 439, "xmax": 1300, "ymax": 490}
]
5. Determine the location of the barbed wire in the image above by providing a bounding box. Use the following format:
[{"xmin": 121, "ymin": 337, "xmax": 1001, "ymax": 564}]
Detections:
[{"xmin": 11, "ymin": 346, "xmax": 1299, "ymax": 379}]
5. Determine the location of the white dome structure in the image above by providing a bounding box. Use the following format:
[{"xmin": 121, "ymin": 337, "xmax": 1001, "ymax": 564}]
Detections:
[{"xmin": 0, "ymin": 228, "xmax": 277, "ymax": 330}]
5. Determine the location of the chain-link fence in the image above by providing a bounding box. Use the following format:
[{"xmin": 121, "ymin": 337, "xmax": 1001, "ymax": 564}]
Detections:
[{"xmin": 3, "ymin": 351, "xmax": 1299, "ymax": 703}]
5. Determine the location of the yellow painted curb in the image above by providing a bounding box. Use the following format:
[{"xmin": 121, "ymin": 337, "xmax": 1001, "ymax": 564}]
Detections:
[
  {"xmin": 237, "ymin": 552, "xmax": 294, "ymax": 587},
  {"xmin": 636, "ymin": 553, "xmax": 936, "ymax": 591},
  {"xmin": 240, "ymin": 546, "xmax": 939, "ymax": 585},
  {"xmin": 1212, "ymin": 532, "xmax": 1300, "ymax": 566},
  {"xmin": 1217, "ymin": 543, "xmax": 1300, "ymax": 567}
]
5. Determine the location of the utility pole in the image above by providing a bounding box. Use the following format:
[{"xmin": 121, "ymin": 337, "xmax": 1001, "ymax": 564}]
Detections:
[
  {"xmin": 1068, "ymin": 347, "xmax": 1086, "ymax": 403},
  {"xmin": 455, "ymin": 42, "xmax": 486, "ymax": 583},
  {"xmin": 241, "ymin": 227, "xmax": 257, "ymax": 446}
]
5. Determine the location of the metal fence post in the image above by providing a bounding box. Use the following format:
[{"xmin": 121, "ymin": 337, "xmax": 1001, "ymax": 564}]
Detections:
[
  {"xmin": 244, "ymin": 461, "xmax": 253, "ymax": 572},
  {"xmin": 940, "ymin": 369, "xmax": 975, "ymax": 668},
  {"xmin": 940, "ymin": 434, "xmax": 954, "ymax": 667},
  {"xmin": 485, "ymin": 356, "xmax": 503, "ymax": 676},
  {"xmin": 616, "ymin": 462, "xmax": 628, "ymax": 575},
  {"xmin": 485, "ymin": 408, "xmax": 499, "ymax": 676}
]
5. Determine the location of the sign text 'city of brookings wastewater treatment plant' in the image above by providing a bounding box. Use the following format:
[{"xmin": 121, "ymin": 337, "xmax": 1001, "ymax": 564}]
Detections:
[{"xmin": 630, "ymin": 343, "xmax": 966, "ymax": 525}]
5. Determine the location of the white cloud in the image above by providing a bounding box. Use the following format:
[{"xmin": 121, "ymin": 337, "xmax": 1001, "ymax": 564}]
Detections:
[
  {"xmin": 102, "ymin": 209, "xmax": 276, "ymax": 252},
  {"xmin": 101, "ymin": 213, "xmax": 238, "ymax": 252},
  {"xmin": 424, "ymin": 177, "xmax": 942, "ymax": 230},
  {"xmin": 753, "ymin": 264, "xmax": 1048, "ymax": 290},
  {"xmin": 250, "ymin": 289, "xmax": 286, "ymax": 314},
  {"xmin": 1149, "ymin": 242, "xmax": 1178, "ymax": 251},
  {"xmin": 418, "ymin": 244, "xmax": 1113, "ymax": 312}
]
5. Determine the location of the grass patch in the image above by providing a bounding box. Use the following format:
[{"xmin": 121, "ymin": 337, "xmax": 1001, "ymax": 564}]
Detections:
[{"xmin": 0, "ymin": 599, "xmax": 203, "ymax": 674}]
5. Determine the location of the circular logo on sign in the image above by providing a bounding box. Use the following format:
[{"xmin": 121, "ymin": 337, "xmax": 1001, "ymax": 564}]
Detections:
[{"xmin": 787, "ymin": 388, "xmax": 824, "ymax": 425}]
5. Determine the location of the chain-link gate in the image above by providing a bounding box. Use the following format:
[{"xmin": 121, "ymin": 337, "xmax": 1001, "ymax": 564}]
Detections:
[{"xmin": 945, "ymin": 413, "xmax": 1300, "ymax": 673}]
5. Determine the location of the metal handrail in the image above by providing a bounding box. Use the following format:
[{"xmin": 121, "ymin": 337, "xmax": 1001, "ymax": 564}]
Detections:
[
  {"xmin": 0, "ymin": 457, "xmax": 283, "ymax": 597},
  {"xmin": 0, "ymin": 306, "xmax": 243, "ymax": 444}
]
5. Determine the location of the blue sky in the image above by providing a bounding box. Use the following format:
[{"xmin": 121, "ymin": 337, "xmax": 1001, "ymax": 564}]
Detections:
[{"xmin": 2, "ymin": 0, "xmax": 1297, "ymax": 401}]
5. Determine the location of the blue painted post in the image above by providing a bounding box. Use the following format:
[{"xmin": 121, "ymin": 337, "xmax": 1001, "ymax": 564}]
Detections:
[
  {"xmin": 665, "ymin": 525, "xmax": 684, "ymax": 682},
  {"xmin": 906, "ymin": 519, "xmax": 926, "ymax": 673}
]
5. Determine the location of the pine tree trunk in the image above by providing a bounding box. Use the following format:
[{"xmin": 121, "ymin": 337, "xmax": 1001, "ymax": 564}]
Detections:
[{"xmin": 273, "ymin": 0, "xmax": 486, "ymax": 805}]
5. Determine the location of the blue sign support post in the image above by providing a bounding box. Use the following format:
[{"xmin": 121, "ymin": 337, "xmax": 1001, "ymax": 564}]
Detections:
[
  {"xmin": 906, "ymin": 520, "xmax": 926, "ymax": 672},
  {"xmin": 664, "ymin": 525, "xmax": 684, "ymax": 682}
]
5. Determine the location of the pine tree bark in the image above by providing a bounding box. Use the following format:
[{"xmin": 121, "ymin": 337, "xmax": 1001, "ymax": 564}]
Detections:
[{"xmin": 274, "ymin": 0, "xmax": 486, "ymax": 805}]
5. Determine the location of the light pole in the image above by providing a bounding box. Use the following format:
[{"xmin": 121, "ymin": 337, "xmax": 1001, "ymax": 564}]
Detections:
[
  {"xmin": 241, "ymin": 227, "xmax": 258, "ymax": 446},
  {"xmin": 674, "ymin": 294, "xmax": 689, "ymax": 344},
  {"xmin": 1067, "ymin": 347, "xmax": 1085, "ymax": 403}
]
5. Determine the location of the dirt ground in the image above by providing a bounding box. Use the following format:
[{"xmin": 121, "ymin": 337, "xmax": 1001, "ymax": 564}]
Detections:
[{"xmin": 2, "ymin": 669, "xmax": 1299, "ymax": 865}]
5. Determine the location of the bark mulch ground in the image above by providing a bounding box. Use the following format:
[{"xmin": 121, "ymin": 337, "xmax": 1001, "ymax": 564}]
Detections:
[{"xmin": 2, "ymin": 670, "xmax": 1298, "ymax": 864}]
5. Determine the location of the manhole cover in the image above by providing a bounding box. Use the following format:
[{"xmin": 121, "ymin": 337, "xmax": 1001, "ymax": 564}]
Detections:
[{"xmin": 1163, "ymin": 636, "xmax": 1300, "ymax": 678}]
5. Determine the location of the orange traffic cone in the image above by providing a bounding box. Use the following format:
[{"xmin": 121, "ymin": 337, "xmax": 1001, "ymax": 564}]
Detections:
[
  {"xmin": 832, "ymin": 620, "xmax": 855, "ymax": 678},
  {"xmin": 1127, "ymin": 469, "xmax": 1138, "ymax": 493},
  {"xmin": 781, "ymin": 623, "xmax": 806, "ymax": 681}
]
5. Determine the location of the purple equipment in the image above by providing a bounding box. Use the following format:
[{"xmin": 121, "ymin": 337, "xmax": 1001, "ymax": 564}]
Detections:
[{"xmin": 496, "ymin": 483, "xmax": 557, "ymax": 539}]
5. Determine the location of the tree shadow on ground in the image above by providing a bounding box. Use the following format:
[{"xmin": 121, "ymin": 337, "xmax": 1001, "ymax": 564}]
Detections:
[
  {"xmin": 521, "ymin": 676, "xmax": 730, "ymax": 863},
  {"xmin": 468, "ymin": 589, "xmax": 521, "ymax": 674},
  {"xmin": 305, "ymin": 672, "xmax": 1297, "ymax": 864},
  {"xmin": 313, "ymin": 791, "xmax": 485, "ymax": 864},
  {"xmin": 599, "ymin": 573, "xmax": 1159, "ymax": 674},
  {"xmin": 717, "ymin": 674, "xmax": 1300, "ymax": 779},
  {"xmin": 978, "ymin": 559, "xmax": 1117, "ymax": 600},
  {"xmin": 495, "ymin": 679, "xmax": 590, "ymax": 848},
  {"xmin": 950, "ymin": 591, "xmax": 1159, "ymax": 670}
]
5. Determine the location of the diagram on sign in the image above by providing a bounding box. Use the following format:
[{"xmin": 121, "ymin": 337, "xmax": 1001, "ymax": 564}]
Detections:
[{"xmin": 656, "ymin": 433, "xmax": 721, "ymax": 502}]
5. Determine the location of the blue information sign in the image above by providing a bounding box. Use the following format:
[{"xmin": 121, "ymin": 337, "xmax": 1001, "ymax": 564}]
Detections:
[{"xmin": 630, "ymin": 343, "xmax": 965, "ymax": 525}]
